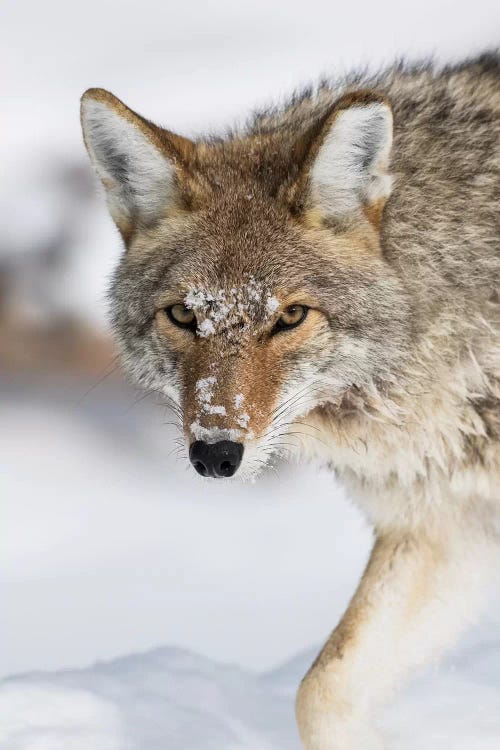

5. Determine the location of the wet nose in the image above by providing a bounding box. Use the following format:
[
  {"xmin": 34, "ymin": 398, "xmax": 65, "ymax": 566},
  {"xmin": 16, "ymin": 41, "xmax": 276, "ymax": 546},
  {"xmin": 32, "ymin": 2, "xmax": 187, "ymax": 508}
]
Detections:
[{"xmin": 189, "ymin": 440, "xmax": 244, "ymax": 478}]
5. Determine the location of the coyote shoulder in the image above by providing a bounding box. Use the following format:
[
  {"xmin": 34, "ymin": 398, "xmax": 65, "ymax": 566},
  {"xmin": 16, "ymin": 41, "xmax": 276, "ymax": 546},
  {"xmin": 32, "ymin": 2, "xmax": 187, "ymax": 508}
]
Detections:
[{"xmin": 81, "ymin": 55, "xmax": 500, "ymax": 749}]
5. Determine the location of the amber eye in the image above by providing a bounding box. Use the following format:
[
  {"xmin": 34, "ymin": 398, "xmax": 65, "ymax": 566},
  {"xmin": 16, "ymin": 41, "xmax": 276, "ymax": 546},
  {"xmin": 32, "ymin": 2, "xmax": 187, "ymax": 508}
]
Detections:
[
  {"xmin": 272, "ymin": 304, "xmax": 308, "ymax": 334},
  {"xmin": 166, "ymin": 304, "xmax": 196, "ymax": 330}
]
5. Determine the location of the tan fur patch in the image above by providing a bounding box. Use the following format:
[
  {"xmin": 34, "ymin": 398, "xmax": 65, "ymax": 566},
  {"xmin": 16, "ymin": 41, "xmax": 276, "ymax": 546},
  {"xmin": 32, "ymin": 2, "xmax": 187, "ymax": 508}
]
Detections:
[{"xmin": 363, "ymin": 198, "xmax": 388, "ymax": 230}]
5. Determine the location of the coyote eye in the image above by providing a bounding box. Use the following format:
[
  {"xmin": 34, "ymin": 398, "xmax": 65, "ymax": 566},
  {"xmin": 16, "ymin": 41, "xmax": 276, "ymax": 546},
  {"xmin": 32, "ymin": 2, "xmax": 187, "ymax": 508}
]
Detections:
[
  {"xmin": 166, "ymin": 304, "xmax": 196, "ymax": 330},
  {"xmin": 272, "ymin": 304, "xmax": 308, "ymax": 334}
]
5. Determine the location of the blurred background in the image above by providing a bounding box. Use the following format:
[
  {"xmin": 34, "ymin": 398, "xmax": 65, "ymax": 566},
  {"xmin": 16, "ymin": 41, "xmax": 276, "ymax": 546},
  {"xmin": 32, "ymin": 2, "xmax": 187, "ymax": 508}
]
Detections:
[{"xmin": 2, "ymin": 1, "xmax": 500, "ymax": 747}]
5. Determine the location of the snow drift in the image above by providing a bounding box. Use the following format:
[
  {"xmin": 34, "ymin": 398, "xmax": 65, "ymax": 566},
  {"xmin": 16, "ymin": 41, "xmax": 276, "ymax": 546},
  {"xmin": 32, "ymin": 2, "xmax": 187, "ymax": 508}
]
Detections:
[{"xmin": 1, "ymin": 625, "xmax": 500, "ymax": 750}]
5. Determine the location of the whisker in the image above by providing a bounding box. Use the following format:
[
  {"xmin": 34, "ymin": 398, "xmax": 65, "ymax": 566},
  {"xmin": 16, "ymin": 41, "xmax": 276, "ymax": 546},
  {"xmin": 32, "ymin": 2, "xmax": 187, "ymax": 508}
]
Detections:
[
  {"xmin": 271, "ymin": 381, "xmax": 329, "ymax": 421},
  {"xmin": 271, "ymin": 388, "xmax": 330, "ymax": 425},
  {"xmin": 282, "ymin": 430, "xmax": 330, "ymax": 450},
  {"xmin": 292, "ymin": 420, "xmax": 324, "ymax": 433},
  {"xmin": 75, "ymin": 355, "xmax": 120, "ymax": 405},
  {"xmin": 260, "ymin": 407, "xmax": 325, "ymax": 442},
  {"xmin": 122, "ymin": 389, "xmax": 151, "ymax": 415},
  {"xmin": 163, "ymin": 421, "xmax": 184, "ymax": 432},
  {"xmin": 267, "ymin": 440, "xmax": 299, "ymax": 452}
]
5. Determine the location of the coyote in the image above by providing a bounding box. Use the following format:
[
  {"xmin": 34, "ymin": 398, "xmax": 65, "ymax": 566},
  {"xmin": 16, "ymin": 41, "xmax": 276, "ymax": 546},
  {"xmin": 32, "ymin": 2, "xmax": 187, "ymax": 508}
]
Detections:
[{"xmin": 81, "ymin": 55, "xmax": 500, "ymax": 749}]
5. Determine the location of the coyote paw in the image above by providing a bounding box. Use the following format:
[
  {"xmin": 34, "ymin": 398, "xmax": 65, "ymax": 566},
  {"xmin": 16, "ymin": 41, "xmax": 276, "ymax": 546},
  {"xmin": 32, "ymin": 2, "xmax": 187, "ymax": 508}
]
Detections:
[{"xmin": 295, "ymin": 674, "xmax": 384, "ymax": 750}]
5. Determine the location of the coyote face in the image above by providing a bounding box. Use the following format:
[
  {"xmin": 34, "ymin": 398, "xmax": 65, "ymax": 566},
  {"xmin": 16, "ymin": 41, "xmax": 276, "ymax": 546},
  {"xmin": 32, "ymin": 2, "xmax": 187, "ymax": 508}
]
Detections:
[{"xmin": 81, "ymin": 88, "xmax": 412, "ymax": 479}]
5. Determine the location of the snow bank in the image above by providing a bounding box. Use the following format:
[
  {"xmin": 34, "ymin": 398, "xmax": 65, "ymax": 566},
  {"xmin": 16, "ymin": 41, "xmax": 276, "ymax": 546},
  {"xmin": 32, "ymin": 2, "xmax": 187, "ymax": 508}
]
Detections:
[{"xmin": 1, "ymin": 630, "xmax": 499, "ymax": 750}]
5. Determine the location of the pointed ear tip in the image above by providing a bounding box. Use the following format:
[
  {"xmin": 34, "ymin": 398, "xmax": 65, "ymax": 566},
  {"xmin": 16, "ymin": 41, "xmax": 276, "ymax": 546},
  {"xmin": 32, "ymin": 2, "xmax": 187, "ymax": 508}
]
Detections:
[
  {"xmin": 338, "ymin": 91, "xmax": 393, "ymax": 116},
  {"xmin": 81, "ymin": 87, "xmax": 104, "ymax": 101},
  {"xmin": 354, "ymin": 98, "xmax": 393, "ymax": 118},
  {"xmin": 80, "ymin": 88, "xmax": 119, "ymax": 113}
]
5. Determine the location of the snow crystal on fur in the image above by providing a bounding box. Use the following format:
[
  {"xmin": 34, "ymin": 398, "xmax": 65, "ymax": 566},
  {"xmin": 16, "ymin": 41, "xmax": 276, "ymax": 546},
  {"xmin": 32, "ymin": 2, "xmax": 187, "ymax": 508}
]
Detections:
[
  {"xmin": 234, "ymin": 394, "xmax": 245, "ymax": 409},
  {"xmin": 195, "ymin": 376, "xmax": 217, "ymax": 407},
  {"xmin": 198, "ymin": 319, "xmax": 216, "ymax": 338},
  {"xmin": 190, "ymin": 421, "xmax": 242, "ymax": 443},
  {"xmin": 184, "ymin": 276, "xmax": 280, "ymax": 338},
  {"xmin": 266, "ymin": 296, "xmax": 280, "ymax": 314},
  {"xmin": 237, "ymin": 412, "xmax": 250, "ymax": 428},
  {"xmin": 206, "ymin": 405, "xmax": 226, "ymax": 416}
]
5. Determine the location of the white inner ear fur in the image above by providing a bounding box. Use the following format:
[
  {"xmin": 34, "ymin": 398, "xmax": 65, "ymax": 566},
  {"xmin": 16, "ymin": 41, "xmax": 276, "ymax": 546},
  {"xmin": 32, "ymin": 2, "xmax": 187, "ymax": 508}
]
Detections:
[
  {"xmin": 81, "ymin": 98, "xmax": 176, "ymax": 225},
  {"xmin": 310, "ymin": 103, "xmax": 393, "ymax": 220}
]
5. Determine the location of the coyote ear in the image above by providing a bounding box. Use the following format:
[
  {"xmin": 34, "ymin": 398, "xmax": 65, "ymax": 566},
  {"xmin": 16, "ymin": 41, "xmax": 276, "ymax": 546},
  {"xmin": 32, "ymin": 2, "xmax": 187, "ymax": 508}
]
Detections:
[
  {"xmin": 294, "ymin": 92, "xmax": 393, "ymax": 227},
  {"xmin": 80, "ymin": 89, "xmax": 194, "ymax": 236}
]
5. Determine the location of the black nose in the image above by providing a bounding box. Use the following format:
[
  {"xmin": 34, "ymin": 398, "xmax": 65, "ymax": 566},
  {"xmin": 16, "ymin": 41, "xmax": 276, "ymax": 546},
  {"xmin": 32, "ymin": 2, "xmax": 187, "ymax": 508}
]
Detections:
[{"xmin": 189, "ymin": 440, "xmax": 244, "ymax": 478}]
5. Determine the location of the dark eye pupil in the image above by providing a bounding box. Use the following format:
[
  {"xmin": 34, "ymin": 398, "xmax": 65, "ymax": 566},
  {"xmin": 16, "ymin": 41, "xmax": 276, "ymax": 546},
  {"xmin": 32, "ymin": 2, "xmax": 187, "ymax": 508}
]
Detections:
[
  {"xmin": 283, "ymin": 305, "xmax": 303, "ymax": 322},
  {"xmin": 273, "ymin": 304, "xmax": 307, "ymax": 334}
]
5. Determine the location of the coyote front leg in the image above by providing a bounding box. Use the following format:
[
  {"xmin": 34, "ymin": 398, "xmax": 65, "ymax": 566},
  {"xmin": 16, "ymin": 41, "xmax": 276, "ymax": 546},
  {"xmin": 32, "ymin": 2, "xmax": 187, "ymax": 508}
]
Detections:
[{"xmin": 296, "ymin": 527, "xmax": 489, "ymax": 750}]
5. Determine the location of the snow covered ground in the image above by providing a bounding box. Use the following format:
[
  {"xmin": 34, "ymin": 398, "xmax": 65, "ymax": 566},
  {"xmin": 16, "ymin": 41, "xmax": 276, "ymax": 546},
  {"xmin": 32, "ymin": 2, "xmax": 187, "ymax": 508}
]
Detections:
[{"xmin": 1, "ymin": 623, "xmax": 500, "ymax": 749}]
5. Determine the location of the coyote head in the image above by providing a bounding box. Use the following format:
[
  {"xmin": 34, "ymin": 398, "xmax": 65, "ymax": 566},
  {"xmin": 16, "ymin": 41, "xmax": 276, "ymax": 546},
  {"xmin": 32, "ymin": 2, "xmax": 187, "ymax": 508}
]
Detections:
[{"xmin": 81, "ymin": 88, "xmax": 411, "ymax": 479}]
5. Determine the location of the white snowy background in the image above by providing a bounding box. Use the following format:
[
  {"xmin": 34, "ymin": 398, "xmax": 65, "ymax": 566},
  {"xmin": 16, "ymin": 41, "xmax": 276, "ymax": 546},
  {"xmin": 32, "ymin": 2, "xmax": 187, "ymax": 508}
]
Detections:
[{"xmin": 1, "ymin": 1, "xmax": 500, "ymax": 747}]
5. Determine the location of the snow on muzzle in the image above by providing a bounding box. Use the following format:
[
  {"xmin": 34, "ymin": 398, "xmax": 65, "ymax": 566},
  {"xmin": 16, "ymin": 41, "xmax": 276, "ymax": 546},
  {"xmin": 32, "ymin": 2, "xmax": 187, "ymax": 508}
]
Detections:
[
  {"xmin": 182, "ymin": 350, "xmax": 284, "ymax": 478},
  {"xmin": 184, "ymin": 375, "xmax": 251, "ymax": 479}
]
